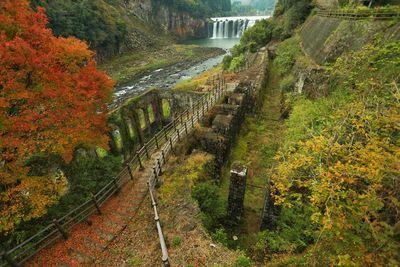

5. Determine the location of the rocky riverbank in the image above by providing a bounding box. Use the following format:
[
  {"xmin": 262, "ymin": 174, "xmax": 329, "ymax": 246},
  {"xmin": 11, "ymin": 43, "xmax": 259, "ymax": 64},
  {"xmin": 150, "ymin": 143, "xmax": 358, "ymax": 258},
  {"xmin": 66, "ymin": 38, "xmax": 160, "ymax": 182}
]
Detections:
[{"xmin": 101, "ymin": 45, "xmax": 226, "ymax": 109}]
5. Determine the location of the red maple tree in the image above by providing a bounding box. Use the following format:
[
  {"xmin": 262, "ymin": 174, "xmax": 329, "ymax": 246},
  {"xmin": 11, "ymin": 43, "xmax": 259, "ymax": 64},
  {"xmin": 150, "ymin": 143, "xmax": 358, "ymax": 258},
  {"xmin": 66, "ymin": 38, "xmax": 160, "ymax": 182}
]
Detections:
[{"xmin": 0, "ymin": 0, "xmax": 114, "ymax": 233}]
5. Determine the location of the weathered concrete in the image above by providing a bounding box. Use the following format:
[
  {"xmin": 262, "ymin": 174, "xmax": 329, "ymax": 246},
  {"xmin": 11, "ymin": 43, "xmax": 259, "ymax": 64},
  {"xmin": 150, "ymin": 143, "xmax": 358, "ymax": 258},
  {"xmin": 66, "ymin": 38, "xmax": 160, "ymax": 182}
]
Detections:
[
  {"xmin": 301, "ymin": 15, "xmax": 400, "ymax": 64},
  {"xmin": 227, "ymin": 162, "xmax": 247, "ymax": 222},
  {"xmin": 107, "ymin": 88, "xmax": 203, "ymax": 159}
]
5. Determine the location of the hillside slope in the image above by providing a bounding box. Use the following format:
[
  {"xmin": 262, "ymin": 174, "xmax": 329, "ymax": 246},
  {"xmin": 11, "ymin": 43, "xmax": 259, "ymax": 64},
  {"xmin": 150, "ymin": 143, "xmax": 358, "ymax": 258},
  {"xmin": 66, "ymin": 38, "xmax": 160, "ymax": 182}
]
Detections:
[{"xmin": 34, "ymin": 0, "xmax": 226, "ymax": 59}]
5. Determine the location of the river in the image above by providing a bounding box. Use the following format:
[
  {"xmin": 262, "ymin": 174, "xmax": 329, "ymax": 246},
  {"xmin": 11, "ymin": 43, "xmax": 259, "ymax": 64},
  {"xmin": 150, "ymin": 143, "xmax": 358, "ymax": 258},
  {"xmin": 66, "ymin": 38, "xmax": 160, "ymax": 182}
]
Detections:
[
  {"xmin": 112, "ymin": 15, "xmax": 273, "ymax": 108},
  {"xmin": 110, "ymin": 37, "xmax": 240, "ymax": 109}
]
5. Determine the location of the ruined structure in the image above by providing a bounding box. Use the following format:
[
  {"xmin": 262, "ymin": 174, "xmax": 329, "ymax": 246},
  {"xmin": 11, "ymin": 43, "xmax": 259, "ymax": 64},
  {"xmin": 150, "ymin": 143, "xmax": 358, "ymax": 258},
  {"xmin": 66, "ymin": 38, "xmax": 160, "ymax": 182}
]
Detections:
[
  {"xmin": 227, "ymin": 162, "xmax": 248, "ymax": 222},
  {"xmin": 107, "ymin": 88, "xmax": 204, "ymax": 160}
]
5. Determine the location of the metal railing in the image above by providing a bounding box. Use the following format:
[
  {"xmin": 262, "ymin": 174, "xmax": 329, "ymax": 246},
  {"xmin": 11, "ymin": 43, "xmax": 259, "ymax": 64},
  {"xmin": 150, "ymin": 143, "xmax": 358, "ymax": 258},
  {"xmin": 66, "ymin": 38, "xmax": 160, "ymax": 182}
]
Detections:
[
  {"xmin": 316, "ymin": 9, "xmax": 400, "ymax": 20},
  {"xmin": 0, "ymin": 75, "xmax": 227, "ymax": 267},
  {"xmin": 146, "ymin": 78, "xmax": 227, "ymax": 266}
]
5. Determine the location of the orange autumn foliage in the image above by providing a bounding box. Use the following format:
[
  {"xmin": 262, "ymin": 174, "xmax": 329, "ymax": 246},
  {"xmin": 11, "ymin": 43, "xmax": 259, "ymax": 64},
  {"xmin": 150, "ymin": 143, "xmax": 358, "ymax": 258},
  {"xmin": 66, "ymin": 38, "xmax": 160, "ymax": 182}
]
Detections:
[{"xmin": 0, "ymin": 0, "xmax": 114, "ymax": 233}]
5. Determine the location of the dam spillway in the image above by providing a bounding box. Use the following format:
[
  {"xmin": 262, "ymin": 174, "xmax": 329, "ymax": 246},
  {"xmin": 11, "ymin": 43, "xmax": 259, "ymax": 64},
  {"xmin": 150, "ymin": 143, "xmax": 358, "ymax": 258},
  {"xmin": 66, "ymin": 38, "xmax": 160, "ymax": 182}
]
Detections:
[{"xmin": 209, "ymin": 16, "xmax": 270, "ymax": 39}]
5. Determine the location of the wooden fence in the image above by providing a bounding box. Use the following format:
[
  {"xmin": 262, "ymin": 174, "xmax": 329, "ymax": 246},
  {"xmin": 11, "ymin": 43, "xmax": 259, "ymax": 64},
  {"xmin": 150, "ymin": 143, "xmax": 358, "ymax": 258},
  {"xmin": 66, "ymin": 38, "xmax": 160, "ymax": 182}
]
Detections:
[{"xmin": 316, "ymin": 9, "xmax": 400, "ymax": 20}]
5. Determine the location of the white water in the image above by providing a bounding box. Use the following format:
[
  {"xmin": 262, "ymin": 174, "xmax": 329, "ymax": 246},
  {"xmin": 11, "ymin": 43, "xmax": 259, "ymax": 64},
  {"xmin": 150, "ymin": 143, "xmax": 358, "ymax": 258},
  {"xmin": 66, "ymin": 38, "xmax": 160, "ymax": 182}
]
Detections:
[
  {"xmin": 210, "ymin": 16, "xmax": 270, "ymax": 39},
  {"xmin": 212, "ymin": 22, "xmax": 217, "ymax": 39}
]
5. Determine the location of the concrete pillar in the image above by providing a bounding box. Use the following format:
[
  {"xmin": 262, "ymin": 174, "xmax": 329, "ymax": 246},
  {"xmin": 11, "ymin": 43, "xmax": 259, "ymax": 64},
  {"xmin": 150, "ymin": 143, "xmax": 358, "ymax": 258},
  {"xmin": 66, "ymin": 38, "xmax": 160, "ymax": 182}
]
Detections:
[
  {"xmin": 153, "ymin": 99, "xmax": 163, "ymax": 127},
  {"xmin": 143, "ymin": 107, "xmax": 151, "ymax": 129},
  {"xmin": 227, "ymin": 162, "xmax": 247, "ymax": 222},
  {"xmin": 131, "ymin": 109, "xmax": 145, "ymax": 146},
  {"xmin": 107, "ymin": 128, "xmax": 119, "ymax": 155}
]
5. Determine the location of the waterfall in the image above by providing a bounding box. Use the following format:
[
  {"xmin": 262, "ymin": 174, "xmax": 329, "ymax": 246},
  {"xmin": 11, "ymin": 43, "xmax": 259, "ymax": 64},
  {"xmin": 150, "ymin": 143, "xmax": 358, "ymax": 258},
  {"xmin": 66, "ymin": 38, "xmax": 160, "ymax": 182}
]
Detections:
[
  {"xmin": 224, "ymin": 20, "xmax": 229, "ymax": 38},
  {"xmin": 218, "ymin": 21, "xmax": 224, "ymax": 38},
  {"xmin": 212, "ymin": 21, "xmax": 217, "ymax": 39},
  {"xmin": 209, "ymin": 16, "xmax": 269, "ymax": 39}
]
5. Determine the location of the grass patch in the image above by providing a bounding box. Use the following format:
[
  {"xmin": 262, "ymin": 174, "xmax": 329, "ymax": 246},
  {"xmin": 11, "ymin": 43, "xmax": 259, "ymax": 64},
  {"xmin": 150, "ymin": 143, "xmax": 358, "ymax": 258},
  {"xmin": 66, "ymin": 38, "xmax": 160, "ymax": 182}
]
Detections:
[
  {"xmin": 174, "ymin": 65, "xmax": 223, "ymax": 92},
  {"xmin": 160, "ymin": 152, "xmax": 214, "ymax": 199}
]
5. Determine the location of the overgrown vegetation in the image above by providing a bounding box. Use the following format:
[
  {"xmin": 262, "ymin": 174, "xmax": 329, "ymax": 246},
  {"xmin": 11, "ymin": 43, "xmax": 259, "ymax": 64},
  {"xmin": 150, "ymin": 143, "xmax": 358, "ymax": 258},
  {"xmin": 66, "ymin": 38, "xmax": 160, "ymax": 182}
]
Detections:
[
  {"xmin": 32, "ymin": 0, "xmax": 127, "ymax": 57},
  {"xmin": 264, "ymin": 40, "xmax": 400, "ymax": 266},
  {"xmin": 1, "ymin": 153, "xmax": 122, "ymax": 250},
  {"xmin": 224, "ymin": 0, "xmax": 312, "ymax": 70},
  {"xmin": 157, "ymin": 0, "xmax": 231, "ymax": 18}
]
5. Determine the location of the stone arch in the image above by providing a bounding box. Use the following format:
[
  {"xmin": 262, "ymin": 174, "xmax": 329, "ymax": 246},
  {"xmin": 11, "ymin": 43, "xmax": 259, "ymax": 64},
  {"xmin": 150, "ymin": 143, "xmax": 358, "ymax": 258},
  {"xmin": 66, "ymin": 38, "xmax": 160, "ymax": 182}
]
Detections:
[{"xmin": 110, "ymin": 127, "xmax": 123, "ymax": 154}]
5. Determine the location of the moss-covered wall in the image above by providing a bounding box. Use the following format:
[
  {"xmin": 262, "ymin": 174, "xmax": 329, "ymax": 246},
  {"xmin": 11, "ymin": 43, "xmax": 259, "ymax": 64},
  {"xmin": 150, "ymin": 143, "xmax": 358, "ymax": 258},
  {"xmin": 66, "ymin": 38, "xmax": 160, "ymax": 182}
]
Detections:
[
  {"xmin": 106, "ymin": 88, "xmax": 201, "ymax": 159},
  {"xmin": 300, "ymin": 15, "xmax": 400, "ymax": 64},
  {"xmin": 107, "ymin": 89, "xmax": 168, "ymax": 158}
]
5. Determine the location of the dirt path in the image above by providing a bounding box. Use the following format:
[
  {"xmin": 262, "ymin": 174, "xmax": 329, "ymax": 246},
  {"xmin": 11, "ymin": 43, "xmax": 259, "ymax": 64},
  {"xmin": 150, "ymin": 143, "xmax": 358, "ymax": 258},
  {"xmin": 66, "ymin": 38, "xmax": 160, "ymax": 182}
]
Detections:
[{"xmin": 27, "ymin": 77, "xmax": 227, "ymax": 267}]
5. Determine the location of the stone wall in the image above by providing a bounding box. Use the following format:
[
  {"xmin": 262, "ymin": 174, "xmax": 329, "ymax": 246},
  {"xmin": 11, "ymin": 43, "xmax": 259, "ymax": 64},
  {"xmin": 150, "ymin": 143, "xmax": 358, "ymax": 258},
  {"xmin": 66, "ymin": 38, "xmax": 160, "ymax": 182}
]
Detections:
[
  {"xmin": 300, "ymin": 15, "xmax": 400, "ymax": 64},
  {"xmin": 123, "ymin": 0, "xmax": 207, "ymax": 41},
  {"xmin": 107, "ymin": 89, "xmax": 204, "ymax": 160},
  {"xmin": 194, "ymin": 81, "xmax": 256, "ymax": 179}
]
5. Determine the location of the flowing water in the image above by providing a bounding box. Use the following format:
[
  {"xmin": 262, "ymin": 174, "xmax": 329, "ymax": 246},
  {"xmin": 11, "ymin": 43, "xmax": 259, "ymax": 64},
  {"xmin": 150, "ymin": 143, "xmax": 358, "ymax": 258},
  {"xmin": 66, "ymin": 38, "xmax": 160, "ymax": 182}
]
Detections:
[
  {"xmin": 209, "ymin": 16, "xmax": 270, "ymax": 39},
  {"xmin": 112, "ymin": 16, "xmax": 269, "ymax": 108}
]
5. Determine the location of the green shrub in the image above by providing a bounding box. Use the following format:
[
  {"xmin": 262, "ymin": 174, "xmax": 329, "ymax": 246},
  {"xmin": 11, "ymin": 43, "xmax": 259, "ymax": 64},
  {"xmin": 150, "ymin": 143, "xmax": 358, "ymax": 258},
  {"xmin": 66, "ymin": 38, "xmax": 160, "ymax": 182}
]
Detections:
[
  {"xmin": 259, "ymin": 206, "xmax": 317, "ymax": 253},
  {"xmin": 192, "ymin": 181, "xmax": 226, "ymax": 230},
  {"xmin": 274, "ymin": 37, "xmax": 301, "ymax": 76},
  {"xmin": 229, "ymin": 54, "xmax": 245, "ymax": 71},
  {"xmin": 172, "ymin": 236, "xmax": 182, "ymax": 248},
  {"xmin": 279, "ymin": 75, "xmax": 296, "ymax": 92},
  {"xmin": 212, "ymin": 228, "xmax": 229, "ymax": 246},
  {"xmin": 223, "ymin": 55, "xmax": 233, "ymax": 70},
  {"xmin": 235, "ymin": 256, "xmax": 251, "ymax": 267}
]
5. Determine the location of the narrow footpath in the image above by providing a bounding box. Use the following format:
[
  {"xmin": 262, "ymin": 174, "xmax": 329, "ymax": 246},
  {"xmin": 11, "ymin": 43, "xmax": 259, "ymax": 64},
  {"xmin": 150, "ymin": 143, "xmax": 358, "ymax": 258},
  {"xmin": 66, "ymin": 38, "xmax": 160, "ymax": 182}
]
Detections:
[{"xmin": 28, "ymin": 80, "xmax": 227, "ymax": 267}]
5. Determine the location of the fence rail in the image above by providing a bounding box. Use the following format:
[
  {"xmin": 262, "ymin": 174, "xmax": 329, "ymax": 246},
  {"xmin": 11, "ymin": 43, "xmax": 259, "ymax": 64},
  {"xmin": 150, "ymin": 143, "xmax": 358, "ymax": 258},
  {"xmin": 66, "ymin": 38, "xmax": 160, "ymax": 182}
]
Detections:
[
  {"xmin": 0, "ymin": 75, "xmax": 227, "ymax": 267},
  {"xmin": 316, "ymin": 9, "xmax": 400, "ymax": 20}
]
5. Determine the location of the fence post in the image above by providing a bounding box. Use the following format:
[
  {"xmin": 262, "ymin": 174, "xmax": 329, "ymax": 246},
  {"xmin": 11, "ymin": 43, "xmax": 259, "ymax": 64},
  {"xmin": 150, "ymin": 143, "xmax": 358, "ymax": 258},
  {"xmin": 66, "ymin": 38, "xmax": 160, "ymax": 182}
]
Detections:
[
  {"xmin": 161, "ymin": 149, "xmax": 166, "ymax": 163},
  {"xmin": 169, "ymin": 138, "xmax": 174, "ymax": 152},
  {"xmin": 163, "ymin": 258, "xmax": 171, "ymax": 267},
  {"xmin": 186, "ymin": 109, "xmax": 190, "ymax": 120},
  {"xmin": 144, "ymin": 142, "xmax": 150, "ymax": 159},
  {"xmin": 163, "ymin": 126, "xmax": 168, "ymax": 141},
  {"xmin": 155, "ymin": 134, "xmax": 159, "ymax": 149},
  {"xmin": 127, "ymin": 164, "xmax": 134, "ymax": 180},
  {"xmin": 180, "ymin": 113, "xmax": 183, "ymax": 124},
  {"xmin": 176, "ymin": 127, "xmax": 181, "ymax": 141},
  {"xmin": 53, "ymin": 219, "xmax": 68, "ymax": 240},
  {"xmin": 184, "ymin": 121, "xmax": 188, "ymax": 135},
  {"xmin": 191, "ymin": 115, "xmax": 194, "ymax": 128},
  {"xmin": 136, "ymin": 151, "xmax": 144, "ymax": 170},
  {"xmin": 1, "ymin": 251, "xmax": 19, "ymax": 267},
  {"xmin": 157, "ymin": 158, "xmax": 163, "ymax": 175},
  {"xmin": 91, "ymin": 193, "xmax": 102, "ymax": 215}
]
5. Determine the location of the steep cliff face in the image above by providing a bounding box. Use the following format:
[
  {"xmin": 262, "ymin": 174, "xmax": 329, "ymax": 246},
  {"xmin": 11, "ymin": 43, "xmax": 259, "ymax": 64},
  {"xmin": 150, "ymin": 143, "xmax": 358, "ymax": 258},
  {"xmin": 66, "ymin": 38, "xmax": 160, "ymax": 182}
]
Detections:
[{"xmin": 123, "ymin": 0, "xmax": 208, "ymax": 41}]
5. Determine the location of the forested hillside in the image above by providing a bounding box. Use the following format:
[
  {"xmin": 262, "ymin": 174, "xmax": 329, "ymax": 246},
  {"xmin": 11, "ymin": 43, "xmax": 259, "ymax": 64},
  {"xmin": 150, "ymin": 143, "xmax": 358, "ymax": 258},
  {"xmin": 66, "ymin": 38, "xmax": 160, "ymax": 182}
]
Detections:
[{"xmin": 31, "ymin": 0, "xmax": 232, "ymax": 59}]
